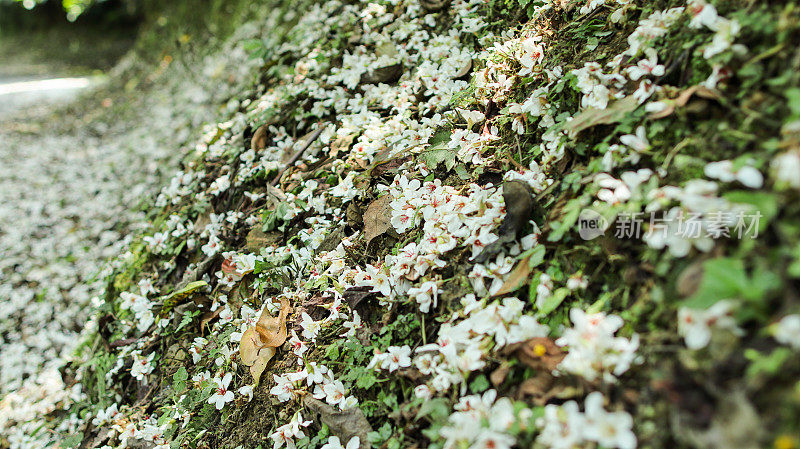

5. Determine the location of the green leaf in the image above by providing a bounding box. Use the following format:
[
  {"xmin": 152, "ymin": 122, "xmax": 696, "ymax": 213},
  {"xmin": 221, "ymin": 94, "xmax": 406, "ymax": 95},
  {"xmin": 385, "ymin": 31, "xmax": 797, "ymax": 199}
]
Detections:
[
  {"xmin": 469, "ymin": 374, "xmax": 490, "ymax": 393},
  {"xmin": 174, "ymin": 367, "xmax": 188, "ymax": 382},
  {"xmin": 454, "ymin": 163, "xmax": 471, "ymax": 180},
  {"xmin": 785, "ymin": 88, "xmax": 800, "ymax": 118},
  {"xmin": 723, "ymin": 191, "xmax": 778, "ymax": 233},
  {"xmin": 547, "ymin": 199, "xmax": 583, "ymax": 242},
  {"xmin": 538, "ymin": 287, "xmax": 569, "ymax": 315},
  {"xmin": 682, "ymin": 258, "xmax": 747, "ymax": 309},
  {"xmin": 419, "ymin": 146, "xmax": 457, "ymax": 171},
  {"xmin": 745, "ymin": 348, "xmax": 791, "ymax": 378},
  {"xmin": 527, "ymin": 244, "xmax": 546, "ymax": 268},
  {"xmin": 415, "ymin": 397, "xmax": 451, "ymax": 422}
]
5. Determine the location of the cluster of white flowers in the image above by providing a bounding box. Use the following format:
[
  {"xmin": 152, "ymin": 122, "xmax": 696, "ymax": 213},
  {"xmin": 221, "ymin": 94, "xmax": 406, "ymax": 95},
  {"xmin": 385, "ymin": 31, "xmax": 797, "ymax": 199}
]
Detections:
[
  {"xmin": 354, "ymin": 175, "xmax": 510, "ymax": 308},
  {"xmin": 773, "ymin": 314, "xmax": 800, "ymax": 350},
  {"xmin": 269, "ymin": 411, "xmax": 312, "ymax": 449},
  {"xmin": 270, "ymin": 363, "xmax": 357, "ymax": 411},
  {"xmin": 678, "ymin": 300, "xmax": 743, "ymax": 349},
  {"xmin": 537, "ymin": 392, "xmax": 636, "ymax": 449},
  {"xmin": 440, "ymin": 390, "xmax": 530, "ymax": 449},
  {"xmin": 555, "ymin": 308, "xmax": 640, "ymax": 383},
  {"xmin": 9, "ymin": 0, "xmax": 787, "ymax": 445},
  {"xmin": 372, "ymin": 297, "xmax": 549, "ymax": 394}
]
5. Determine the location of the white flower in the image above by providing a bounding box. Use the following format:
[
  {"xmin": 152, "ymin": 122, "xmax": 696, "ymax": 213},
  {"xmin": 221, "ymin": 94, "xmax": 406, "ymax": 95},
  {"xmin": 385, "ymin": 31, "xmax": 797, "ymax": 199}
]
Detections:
[
  {"xmin": 270, "ymin": 412, "xmax": 312, "ymax": 449},
  {"xmin": 288, "ymin": 330, "xmax": 309, "ymax": 362},
  {"xmin": 190, "ymin": 337, "xmax": 208, "ymax": 364},
  {"xmin": 771, "ymin": 150, "xmax": 800, "ymax": 188},
  {"xmin": 369, "ymin": 345, "xmax": 412, "ymax": 372},
  {"xmin": 704, "ymin": 160, "xmax": 763, "ymax": 188},
  {"xmin": 678, "ymin": 300, "xmax": 743, "ymax": 349},
  {"xmin": 341, "ymin": 311, "xmax": 362, "ymax": 338},
  {"xmin": 414, "ymin": 384, "xmax": 432, "ymax": 399},
  {"xmin": 299, "ymin": 312, "xmax": 322, "ymax": 341},
  {"xmin": 583, "ymin": 392, "xmax": 637, "ymax": 449},
  {"xmin": 626, "ymin": 49, "xmax": 665, "ymax": 81},
  {"xmin": 773, "ymin": 314, "xmax": 800, "ymax": 349},
  {"xmin": 322, "ymin": 380, "xmax": 348, "ymax": 408},
  {"xmin": 619, "ymin": 126, "xmax": 650, "ymax": 153},
  {"xmin": 238, "ymin": 385, "xmax": 254, "ymax": 402},
  {"xmin": 321, "ymin": 436, "xmax": 360, "ymax": 449},
  {"xmin": 537, "ymin": 401, "xmax": 585, "ymax": 449},
  {"xmin": 408, "ymin": 281, "xmax": 441, "ymax": 313},
  {"xmin": 131, "ymin": 352, "xmax": 155, "ymax": 381},
  {"xmin": 704, "ymin": 18, "xmax": 741, "ymax": 59},
  {"xmin": 208, "ymin": 373, "xmax": 235, "ymax": 410},
  {"xmin": 270, "ymin": 373, "xmax": 300, "ymax": 402}
]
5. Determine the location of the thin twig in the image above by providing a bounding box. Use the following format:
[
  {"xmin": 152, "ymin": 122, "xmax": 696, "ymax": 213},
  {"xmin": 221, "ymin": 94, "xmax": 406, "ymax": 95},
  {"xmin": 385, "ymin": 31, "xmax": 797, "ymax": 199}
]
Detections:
[{"xmin": 270, "ymin": 123, "xmax": 326, "ymax": 186}]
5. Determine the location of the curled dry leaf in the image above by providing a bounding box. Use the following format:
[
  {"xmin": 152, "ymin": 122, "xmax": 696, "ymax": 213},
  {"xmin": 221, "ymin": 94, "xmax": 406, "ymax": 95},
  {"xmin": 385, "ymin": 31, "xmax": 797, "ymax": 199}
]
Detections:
[
  {"xmin": 503, "ymin": 337, "xmax": 566, "ymax": 371},
  {"xmin": 239, "ymin": 296, "xmax": 291, "ymax": 384},
  {"xmin": 255, "ymin": 295, "xmax": 291, "ymax": 347},
  {"xmin": 648, "ymin": 86, "xmax": 722, "ymax": 119},
  {"xmin": 251, "ymin": 124, "xmax": 269, "ymax": 151},
  {"xmin": 517, "ymin": 371, "xmax": 578, "ymax": 406},
  {"xmin": 491, "ymin": 255, "xmax": 532, "ymax": 297},
  {"xmin": 564, "ymin": 95, "xmax": 640, "ymax": 138},
  {"xmin": 363, "ymin": 195, "xmax": 392, "ymax": 244},
  {"xmin": 490, "ymin": 362, "xmax": 512, "ymax": 387},
  {"xmin": 303, "ymin": 397, "xmax": 373, "ymax": 449}
]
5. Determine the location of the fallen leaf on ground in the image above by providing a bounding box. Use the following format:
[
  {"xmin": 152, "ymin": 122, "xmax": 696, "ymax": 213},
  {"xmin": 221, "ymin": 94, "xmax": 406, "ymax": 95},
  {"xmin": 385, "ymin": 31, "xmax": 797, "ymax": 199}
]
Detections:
[
  {"xmin": 303, "ymin": 397, "xmax": 372, "ymax": 448},
  {"xmin": 255, "ymin": 296, "xmax": 291, "ymax": 347},
  {"xmin": 343, "ymin": 286, "xmax": 376, "ymax": 310},
  {"xmin": 251, "ymin": 124, "xmax": 269, "ymax": 151},
  {"xmin": 474, "ymin": 181, "xmax": 535, "ymax": 264},
  {"xmin": 564, "ymin": 95, "xmax": 639, "ymax": 138},
  {"xmin": 363, "ymin": 195, "xmax": 392, "ymax": 244},
  {"xmin": 490, "ymin": 362, "xmax": 512, "ymax": 386},
  {"xmin": 504, "ymin": 337, "xmax": 566, "ymax": 371},
  {"xmin": 239, "ymin": 328, "xmax": 277, "ymax": 384},
  {"xmin": 517, "ymin": 371, "xmax": 571, "ymax": 405},
  {"xmin": 648, "ymin": 86, "xmax": 722, "ymax": 119},
  {"xmin": 492, "ymin": 255, "xmax": 532, "ymax": 297},
  {"xmin": 676, "ymin": 261, "xmax": 704, "ymax": 297},
  {"xmin": 239, "ymin": 296, "xmax": 291, "ymax": 383},
  {"xmin": 159, "ymin": 280, "xmax": 208, "ymax": 315},
  {"xmin": 329, "ymin": 133, "xmax": 356, "ymax": 158}
]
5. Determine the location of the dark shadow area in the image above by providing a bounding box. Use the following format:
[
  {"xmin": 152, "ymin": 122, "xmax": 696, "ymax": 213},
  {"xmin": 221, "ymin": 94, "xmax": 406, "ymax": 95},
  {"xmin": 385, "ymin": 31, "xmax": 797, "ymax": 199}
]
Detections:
[{"xmin": 0, "ymin": 0, "xmax": 141, "ymax": 77}]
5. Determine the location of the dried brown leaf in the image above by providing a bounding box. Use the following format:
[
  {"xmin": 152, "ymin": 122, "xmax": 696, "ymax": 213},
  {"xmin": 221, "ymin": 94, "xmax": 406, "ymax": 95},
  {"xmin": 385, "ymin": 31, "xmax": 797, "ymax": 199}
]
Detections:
[
  {"xmin": 677, "ymin": 261, "xmax": 705, "ymax": 297},
  {"xmin": 516, "ymin": 337, "xmax": 566, "ymax": 371},
  {"xmin": 363, "ymin": 195, "xmax": 392, "ymax": 244},
  {"xmin": 648, "ymin": 86, "xmax": 722, "ymax": 119},
  {"xmin": 518, "ymin": 372, "xmax": 564, "ymax": 405},
  {"xmin": 492, "ymin": 255, "xmax": 532, "ymax": 297},
  {"xmin": 303, "ymin": 397, "xmax": 373, "ymax": 448},
  {"xmin": 239, "ymin": 327, "xmax": 263, "ymax": 366},
  {"xmin": 329, "ymin": 134, "xmax": 356, "ymax": 159},
  {"xmin": 564, "ymin": 95, "xmax": 639, "ymax": 138},
  {"xmin": 251, "ymin": 124, "xmax": 269, "ymax": 151},
  {"xmin": 490, "ymin": 362, "xmax": 512, "ymax": 387},
  {"xmin": 255, "ymin": 296, "xmax": 291, "ymax": 347},
  {"xmin": 238, "ymin": 297, "xmax": 291, "ymax": 384},
  {"xmin": 250, "ymin": 346, "xmax": 276, "ymax": 385}
]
